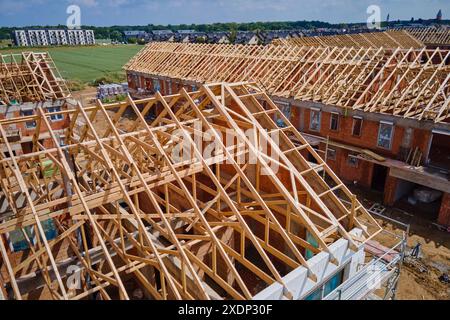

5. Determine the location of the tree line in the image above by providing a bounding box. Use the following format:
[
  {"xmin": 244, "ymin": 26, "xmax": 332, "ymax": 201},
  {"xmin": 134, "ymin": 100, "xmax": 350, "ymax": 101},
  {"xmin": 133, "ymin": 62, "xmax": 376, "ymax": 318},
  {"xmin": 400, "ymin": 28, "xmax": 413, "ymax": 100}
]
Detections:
[
  {"xmin": 1, "ymin": 19, "xmax": 447, "ymax": 41},
  {"xmin": 0, "ymin": 21, "xmax": 349, "ymax": 40}
]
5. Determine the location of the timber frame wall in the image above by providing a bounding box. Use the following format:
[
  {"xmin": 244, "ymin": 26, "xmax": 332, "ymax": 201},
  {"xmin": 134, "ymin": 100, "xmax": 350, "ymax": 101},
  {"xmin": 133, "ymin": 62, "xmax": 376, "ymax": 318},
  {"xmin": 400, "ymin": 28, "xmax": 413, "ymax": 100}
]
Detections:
[
  {"xmin": 0, "ymin": 82, "xmax": 382, "ymax": 300},
  {"xmin": 125, "ymin": 42, "xmax": 450, "ymax": 123},
  {"xmin": 0, "ymin": 52, "xmax": 69, "ymax": 106}
]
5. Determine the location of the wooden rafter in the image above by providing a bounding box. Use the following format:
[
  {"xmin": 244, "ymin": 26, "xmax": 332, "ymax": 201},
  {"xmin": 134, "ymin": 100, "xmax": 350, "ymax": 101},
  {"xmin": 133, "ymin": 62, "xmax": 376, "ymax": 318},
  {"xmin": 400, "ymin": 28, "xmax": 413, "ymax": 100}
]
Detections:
[
  {"xmin": 0, "ymin": 52, "xmax": 70, "ymax": 106},
  {"xmin": 0, "ymin": 82, "xmax": 382, "ymax": 300},
  {"xmin": 125, "ymin": 42, "xmax": 450, "ymax": 123},
  {"xmin": 272, "ymin": 30, "xmax": 424, "ymax": 49},
  {"xmin": 393, "ymin": 27, "xmax": 450, "ymax": 46}
]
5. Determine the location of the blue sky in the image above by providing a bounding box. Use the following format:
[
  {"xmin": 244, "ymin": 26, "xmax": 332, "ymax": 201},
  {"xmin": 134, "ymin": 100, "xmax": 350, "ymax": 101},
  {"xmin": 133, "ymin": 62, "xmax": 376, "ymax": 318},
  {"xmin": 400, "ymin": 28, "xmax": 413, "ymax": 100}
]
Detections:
[{"xmin": 0, "ymin": 0, "xmax": 448, "ymax": 27}]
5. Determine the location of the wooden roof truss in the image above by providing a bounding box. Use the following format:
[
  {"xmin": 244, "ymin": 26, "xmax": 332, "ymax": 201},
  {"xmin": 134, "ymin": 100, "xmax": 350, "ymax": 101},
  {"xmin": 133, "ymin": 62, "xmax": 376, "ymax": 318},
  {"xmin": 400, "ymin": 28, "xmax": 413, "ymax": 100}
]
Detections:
[
  {"xmin": 272, "ymin": 30, "xmax": 424, "ymax": 49},
  {"xmin": 0, "ymin": 52, "xmax": 69, "ymax": 106},
  {"xmin": 397, "ymin": 27, "xmax": 450, "ymax": 46},
  {"xmin": 0, "ymin": 82, "xmax": 381, "ymax": 300},
  {"xmin": 126, "ymin": 43, "xmax": 450, "ymax": 123}
]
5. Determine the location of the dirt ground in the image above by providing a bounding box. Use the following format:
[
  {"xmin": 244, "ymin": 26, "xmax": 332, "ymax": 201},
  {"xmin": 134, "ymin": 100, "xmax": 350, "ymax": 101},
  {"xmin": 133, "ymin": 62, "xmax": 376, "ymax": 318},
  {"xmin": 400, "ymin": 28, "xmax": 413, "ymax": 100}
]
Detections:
[
  {"xmin": 349, "ymin": 185, "xmax": 450, "ymax": 300},
  {"xmin": 72, "ymin": 87, "xmax": 137, "ymax": 134},
  {"xmin": 70, "ymin": 86, "xmax": 97, "ymax": 106}
]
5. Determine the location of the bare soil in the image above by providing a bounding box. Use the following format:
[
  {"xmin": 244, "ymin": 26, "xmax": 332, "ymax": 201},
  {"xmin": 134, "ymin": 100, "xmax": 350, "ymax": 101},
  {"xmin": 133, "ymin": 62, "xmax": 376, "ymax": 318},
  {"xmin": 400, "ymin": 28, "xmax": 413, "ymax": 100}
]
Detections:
[
  {"xmin": 71, "ymin": 86, "xmax": 97, "ymax": 106},
  {"xmin": 349, "ymin": 185, "xmax": 450, "ymax": 300}
]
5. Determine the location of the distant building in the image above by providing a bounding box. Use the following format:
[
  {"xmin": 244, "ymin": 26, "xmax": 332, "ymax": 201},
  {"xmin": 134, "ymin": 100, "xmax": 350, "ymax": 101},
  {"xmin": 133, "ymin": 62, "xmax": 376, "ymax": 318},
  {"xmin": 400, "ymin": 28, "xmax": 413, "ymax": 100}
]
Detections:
[
  {"xmin": 235, "ymin": 31, "xmax": 261, "ymax": 45},
  {"xmin": 122, "ymin": 30, "xmax": 147, "ymax": 42},
  {"xmin": 176, "ymin": 30, "xmax": 196, "ymax": 34},
  {"xmin": 174, "ymin": 31, "xmax": 207, "ymax": 43},
  {"xmin": 48, "ymin": 30, "xmax": 69, "ymax": 45},
  {"xmin": 150, "ymin": 30, "xmax": 175, "ymax": 42},
  {"xmin": 13, "ymin": 29, "xmax": 95, "ymax": 47},
  {"xmin": 437, "ymin": 9, "xmax": 443, "ymax": 21},
  {"xmin": 207, "ymin": 32, "xmax": 230, "ymax": 44},
  {"xmin": 260, "ymin": 30, "xmax": 301, "ymax": 45}
]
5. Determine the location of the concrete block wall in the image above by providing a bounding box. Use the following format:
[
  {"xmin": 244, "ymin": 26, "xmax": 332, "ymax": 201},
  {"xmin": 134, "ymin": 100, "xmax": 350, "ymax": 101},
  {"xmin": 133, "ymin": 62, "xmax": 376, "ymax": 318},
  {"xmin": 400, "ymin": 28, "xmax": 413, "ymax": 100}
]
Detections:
[{"xmin": 253, "ymin": 230, "xmax": 365, "ymax": 300}]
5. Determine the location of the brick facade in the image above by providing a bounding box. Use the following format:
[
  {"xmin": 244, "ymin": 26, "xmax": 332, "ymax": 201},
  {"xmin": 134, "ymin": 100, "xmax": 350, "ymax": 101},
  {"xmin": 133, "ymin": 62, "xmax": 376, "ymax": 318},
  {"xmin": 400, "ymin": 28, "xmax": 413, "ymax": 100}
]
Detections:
[
  {"xmin": 438, "ymin": 193, "xmax": 450, "ymax": 227},
  {"xmin": 0, "ymin": 102, "xmax": 69, "ymax": 156}
]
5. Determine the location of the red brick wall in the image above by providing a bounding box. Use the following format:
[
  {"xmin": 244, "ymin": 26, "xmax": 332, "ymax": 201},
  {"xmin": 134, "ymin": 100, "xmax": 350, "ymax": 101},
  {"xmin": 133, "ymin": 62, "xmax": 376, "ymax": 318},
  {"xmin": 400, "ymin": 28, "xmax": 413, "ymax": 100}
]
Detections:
[
  {"xmin": 0, "ymin": 108, "xmax": 70, "ymax": 156},
  {"xmin": 412, "ymin": 128, "xmax": 432, "ymax": 158},
  {"xmin": 290, "ymin": 106, "xmax": 301, "ymax": 129},
  {"xmin": 288, "ymin": 107, "xmax": 436, "ymax": 192},
  {"xmin": 383, "ymin": 175, "xmax": 399, "ymax": 206},
  {"xmin": 127, "ymin": 72, "xmax": 136, "ymax": 90},
  {"xmin": 301, "ymin": 108, "xmax": 405, "ymax": 159},
  {"xmin": 438, "ymin": 193, "xmax": 450, "ymax": 227},
  {"xmin": 321, "ymin": 145, "xmax": 373, "ymax": 188}
]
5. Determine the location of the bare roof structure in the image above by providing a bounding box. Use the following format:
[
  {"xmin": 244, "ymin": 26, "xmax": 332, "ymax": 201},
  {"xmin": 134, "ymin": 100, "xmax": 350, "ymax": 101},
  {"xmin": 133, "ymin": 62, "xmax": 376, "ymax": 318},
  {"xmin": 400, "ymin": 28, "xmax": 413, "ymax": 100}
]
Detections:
[
  {"xmin": 0, "ymin": 82, "xmax": 382, "ymax": 300},
  {"xmin": 125, "ymin": 42, "xmax": 450, "ymax": 123},
  {"xmin": 398, "ymin": 27, "xmax": 450, "ymax": 46},
  {"xmin": 0, "ymin": 52, "xmax": 69, "ymax": 106},
  {"xmin": 272, "ymin": 31, "xmax": 424, "ymax": 49}
]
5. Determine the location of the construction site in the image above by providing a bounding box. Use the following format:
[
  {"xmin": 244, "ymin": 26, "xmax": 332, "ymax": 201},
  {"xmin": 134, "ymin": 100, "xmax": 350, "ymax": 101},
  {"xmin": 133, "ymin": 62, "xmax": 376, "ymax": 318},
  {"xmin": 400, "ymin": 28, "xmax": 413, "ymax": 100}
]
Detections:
[{"xmin": 0, "ymin": 26, "xmax": 449, "ymax": 301}]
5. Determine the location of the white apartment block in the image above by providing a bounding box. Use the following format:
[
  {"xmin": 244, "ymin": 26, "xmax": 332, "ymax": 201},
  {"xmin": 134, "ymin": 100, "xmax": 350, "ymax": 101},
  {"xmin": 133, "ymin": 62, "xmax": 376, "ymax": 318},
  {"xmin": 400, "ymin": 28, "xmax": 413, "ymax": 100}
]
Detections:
[
  {"xmin": 67, "ymin": 29, "xmax": 86, "ymax": 45},
  {"xmin": 85, "ymin": 30, "xmax": 95, "ymax": 44},
  {"xmin": 48, "ymin": 30, "xmax": 68, "ymax": 45},
  {"xmin": 13, "ymin": 29, "xmax": 95, "ymax": 47},
  {"xmin": 13, "ymin": 30, "xmax": 28, "ymax": 46},
  {"xmin": 28, "ymin": 30, "xmax": 49, "ymax": 46}
]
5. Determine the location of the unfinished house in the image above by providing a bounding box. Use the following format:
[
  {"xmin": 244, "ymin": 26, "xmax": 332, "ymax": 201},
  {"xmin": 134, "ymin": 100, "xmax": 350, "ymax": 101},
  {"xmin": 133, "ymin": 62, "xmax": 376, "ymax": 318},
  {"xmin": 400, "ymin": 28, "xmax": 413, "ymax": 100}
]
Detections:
[
  {"xmin": 0, "ymin": 52, "xmax": 71, "ymax": 158},
  {"xmin": 0, "ymin": 82, "xmax": 404, "ymax": 300},
  {"xmin": 395, "ymin": 27, "xmax": 450, "ymax": 49},
  {"xmin": 125, "ymin": 42, "xmax": 450, "ymax": 228},
  {"xmin": 0, "ymin": 52, "xmax": 68, "ymax": 106},
  {"xmin": 272, "ymin": 30, "xmax": 424, "ymax": 49}
]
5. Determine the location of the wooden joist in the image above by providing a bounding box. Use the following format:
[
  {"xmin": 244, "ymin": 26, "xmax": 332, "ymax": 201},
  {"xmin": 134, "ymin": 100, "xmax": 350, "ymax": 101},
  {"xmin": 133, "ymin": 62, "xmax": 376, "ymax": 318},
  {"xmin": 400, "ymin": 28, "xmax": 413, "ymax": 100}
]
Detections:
[{"xmin": 0, "ymin": 82, "xmax": 382, "ymax": 300}]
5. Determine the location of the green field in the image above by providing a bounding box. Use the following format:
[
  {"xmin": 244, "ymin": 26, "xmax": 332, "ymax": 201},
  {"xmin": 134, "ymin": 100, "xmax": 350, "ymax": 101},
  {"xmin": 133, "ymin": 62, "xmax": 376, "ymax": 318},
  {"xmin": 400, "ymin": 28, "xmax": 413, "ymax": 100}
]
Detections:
[
  {"xmin": 0, "ymin": 40, "xmax": 12, "ymax": 48},
  {"xmin": 1, "ymin": 45, "xmax": 143, "ymax": 83}
]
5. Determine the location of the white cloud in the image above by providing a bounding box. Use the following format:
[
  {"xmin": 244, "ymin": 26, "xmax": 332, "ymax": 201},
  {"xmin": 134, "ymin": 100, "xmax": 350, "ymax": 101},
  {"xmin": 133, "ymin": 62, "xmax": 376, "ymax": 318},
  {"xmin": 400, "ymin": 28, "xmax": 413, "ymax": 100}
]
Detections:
[{"xmin": 67, "ymin": 0, "xmax": 99, "ymax": 8}]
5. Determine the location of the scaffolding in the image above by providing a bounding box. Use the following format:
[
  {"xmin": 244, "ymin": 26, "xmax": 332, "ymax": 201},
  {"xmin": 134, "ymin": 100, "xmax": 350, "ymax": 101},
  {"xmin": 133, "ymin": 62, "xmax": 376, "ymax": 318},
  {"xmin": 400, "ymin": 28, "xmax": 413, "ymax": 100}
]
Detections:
[{"xmin": 324, "ymin": 216, "xmax": 408, "ymax": 300}]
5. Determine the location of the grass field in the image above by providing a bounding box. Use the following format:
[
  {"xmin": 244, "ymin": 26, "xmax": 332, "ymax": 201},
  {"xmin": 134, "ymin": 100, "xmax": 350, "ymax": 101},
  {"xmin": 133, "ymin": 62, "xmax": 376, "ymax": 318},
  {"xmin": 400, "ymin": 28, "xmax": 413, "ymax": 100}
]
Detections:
[{"xmin": 1, "ymin": 45, "xmax": 143, "ymax": 83}]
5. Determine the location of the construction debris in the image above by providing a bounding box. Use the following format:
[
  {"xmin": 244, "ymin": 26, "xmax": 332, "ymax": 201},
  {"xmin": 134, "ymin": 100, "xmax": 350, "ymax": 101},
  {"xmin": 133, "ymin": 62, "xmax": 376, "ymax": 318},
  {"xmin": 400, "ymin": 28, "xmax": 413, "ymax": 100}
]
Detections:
[
  {"xmin": 439, "ymin": 273, "xmax": 449, "ymax": 284},
  {"xmin": 413, "ymin": 188, "xmax": 443, "ymax": 204},
  {"xmin": 404, "ymin": 256, "xmax": 429, "ymax": 273}
]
